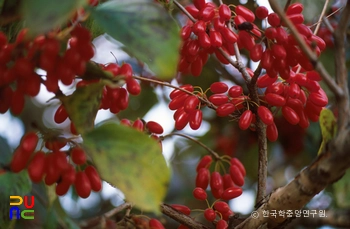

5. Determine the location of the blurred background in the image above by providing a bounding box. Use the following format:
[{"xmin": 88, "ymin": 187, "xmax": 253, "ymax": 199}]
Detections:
[{"xmin": 1, "ymin": 0, "xmax": 349, "ymax": 228}]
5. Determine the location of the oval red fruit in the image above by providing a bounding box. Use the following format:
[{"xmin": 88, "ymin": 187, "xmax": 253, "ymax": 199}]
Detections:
[
  {"xmin": 216, "ymin": 103, "xmax": 236, "ymax": 117},
  {"xmin": 204, "ymin": 208, "xmax": 216, "ymax": 221},
  {"xmin": 196, "ymin": 155, "xmax": 213, "ymax": 172},
  {"xmin": 20, "ymin": 132, "xmax": 38, "ymax": 153},
  {"xmin": 75, "ymin": 171, "xmax": 92, "ymax": 198},
  {"xmin": 239, "ymin": 110, "xmax": 253, "ymax": 130},
  {"xmin": 257, "ymin": 106, "xmax": 274, "ymax": 125},
  {"xmin": 146, "ymin": 121, "xmax": 164, "ymax": 134},
  {"xmin": 196, "ymin": 168, "xmax": 210, "ymax": 189},
  {"xmin": 282, "ymin": 106, "xmax": 300, "ymax": 125},
  {"xmin": 27, "ymin": 151, "xmax": 46, "ymax": 182},
  {"xmin": 71, "ymin": 147, "xmax": 86, "ymax": 165},
  {"xmin": 171, "ymin": 204, "xmax": 191, "ymax": 215},
  {"xmin": 85, "ymin": 165, "xmax": 102, "ymax": 192},
  {"xmin": 266, "ymin": 122, "xmax": 278, "ymax": 142},
  {"xmin": 193, "ymin": 187, "xmax": 207, "ymax": 200},
  {"xmin": 221, "ymin": 187, "xmax": 243, "ymax": 200},
  {"xmin": 229, "ymin": 165, "xmax": 245, "ymax": 186},
  {"xmin": 189, "ymin": 109, "xmax": 203, "ymax": 130}
]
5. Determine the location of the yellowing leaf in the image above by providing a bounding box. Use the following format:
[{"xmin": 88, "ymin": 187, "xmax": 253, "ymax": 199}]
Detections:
[
  {"xmin": 82, "ymin": 122, "xmax": 170, "ymax": 213},
  {"xmin": 318, "ymin": 108, "xmax": 337, "ymax": 155},
  {"xmin": 60, "ymin": 82, "xmax": 104, "ymax": 134}
]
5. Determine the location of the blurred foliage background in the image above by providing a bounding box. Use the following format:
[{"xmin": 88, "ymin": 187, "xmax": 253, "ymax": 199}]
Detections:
[{"xmin": 0, "ymin": 0, "xmax": 349, "ymax": 228}]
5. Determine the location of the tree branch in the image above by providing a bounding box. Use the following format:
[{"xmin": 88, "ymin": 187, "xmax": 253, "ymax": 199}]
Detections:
[
  {"xmin": 268, "ymin": 0, "xmax": 344, "ymax": 99},
  {"xmin": 160, "ymin": 203, "xmax": 211, "ymax": 229},
  {"xmin": 333, "ymin": 0, "xmax": 350, "ymax": 132}
]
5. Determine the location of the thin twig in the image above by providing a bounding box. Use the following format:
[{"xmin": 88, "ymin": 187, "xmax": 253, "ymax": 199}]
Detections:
[
  {"xmin": 173, "ymin": 0, "xmax": 196, "ymax": 23},
  {"xmin": 162, "ymin": 132, "xmax": 221, "ymax": 160},
  {"xmin": 80, "ymin": 202, "xmax": 133, "ymax": 228},
  {"xmin": 160, "ymin": 203, "xmax": 211, "ymax": 229},
  {"xmin": 314, "ymin": 0, "xmax": 330, "ymax": 35},
  {"xmin": 283, "ymin": 0, "xmax": 293, "ymax": 12},
  {"xmin": 268, "ymin": 0, "xmax": 344, "ymax": 99}
]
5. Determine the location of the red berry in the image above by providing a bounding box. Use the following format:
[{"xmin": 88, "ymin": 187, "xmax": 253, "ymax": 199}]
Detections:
[
  {"xmin": 193, "ymin": 187, "xmax": 207, "ymax": 200},
  {"xmin": 146, "ymin": 121, "xmax": 164, "ymax": 134},
  {"xmin": 126, "ymin": 78, "xmax": 141, "ymax": 95},
  {"xmin": 221, "ymin": 187, "xmax": 242, "ymax": 200},
  {"xmin": 181, "ymin": 25, "xmax": 192, "ymax": 40},
  {"xmin": 210, "ymin": 171, "xmax": 223, "ymax": 190},
  {"xmin": 191, "ymin": 57, "xmax": 204, "ymax": 76},
  {"xmin": 44, "ymin": 153, "xmax": 61, "ymax": 185},
  {"xmin": 54, "ymin": 104, "xmax": 69, "ymax": 124},
  {"xmin": 75, "ymin": 171, "xmax": 92, "ymax": 198},
  {"xmin": 62, "ymin": 164, "xmax": 76, "ymax": 184},
  {"xmin": 222, "ymin": 174, "xmax": 235, "ymax": 189},
  {"xmin": 257, "ymin": 106, "xmax": 274, "ymax": 125},
  {"xmin": 133, "ymin": 119, "xmax": 144, "ymax": 131},
  {"xmin": 20, "ymin": 132, "xmax": 38, "ymax": 154},
  {"xmin": 266, "ymin": 122, "xmax": 278, "ymax": 142},
  {"xmin": 169, "ymin": 93, "xmax": 189, "ymax": 110},
  {"xmin": 171, "ymin": 204, "xmax": 191, "ymax": 215},
  {"xmin": 286, "ymin": 3, "xmax": 303, "ymax": 15},
  {"xmin": 119, "ymin": 63, "xmax": 133, "ymax": 79},
  {"xmin": 196, "ymin": 155, "xmax": 213, "ymax": 172},
  {"xmin": 308, "ymin": 90, "xmax": 328, "ymax": 107},
  {"xmin": 210, "ymin": 30, "xmax": 223, "ymax": 47},
  {"xmin": 27, "ymin": 151, "xmax": 46, "ymax": 183},
  {"xmin": 192, "ymin": 20, "xmax": 206, "ymax": 35},
  {"xmin": 235, "ymin": 5, "xmax": 255, "ymax": 22},
  {"xmin": 239, "ymin": 110, "xmax": 253, "ymax": 130},
  {"xmin": 229, "ymin": 165, "xmax": 245, "ymax": 186},
  {"xmin": 282, "ymin": 106, "xmax": 300, "ymax": 125},
  {"xmin": 71, "ymin": 147, "xmax": 87, "ymax": 165},
  {"xmin": 10, "ymin": 148, "xmax": 32, "ymax": 173},
  {"xmin": 228, "ymin": 85, "xmax": 243, "ymax": 98},
  {"xmin": 11, "ymin": 90, "xmax": 25, "ymax": 115},
  {"xmin": 185, "ymin": 5, "xmax": 199, "ymax": 18},
  {"xmin": 268, "ymin": 13, "xmax": 280, "ymax": 27},
  {"xmin": 250, "ymin": 44, "xmax": 263, "ymax": 62},
  {"xmin": 56, "ymin": 181, "xmax": 71, "ymax": 196},
  {"xmin": 184, "ymin": 95, "xmax": 200, "ymax": 112},
  {"xmin": 216, "ymin": 103, "xmax": 236, "ymax": 117},
  {"xmin": 189, "ymin": 109, "xmax": 203, "ymax": 130},
  {"xmin": 199, "ymin": 6, "xmax": 215, "ymax": 22},
  {"xmin": 255, "ymin": 6, "xmax": 268, "ymax": 19},
  {"xmin": 149, "ymin": 219, "xmax": 165, "ymax": 229},
  {"xmin": 175, "ymin": 111, "xmax": 189, "ymax": 130},
  {"xmin": 265, "ymin": 93, "xmax": 286, "ymax": 107},
  {"xmin": 216, "ymin": 219, "xmax": 228, "ymax": 229},
  {"xmin": 219, "ymin": 4, "xmax": 231, "ymax": 21},
  {"xmin": 204, "ymin": 208, "xmax": 216, "ymax": 221},
  {"xmin": 213, "ymin": 201, "xmax": 230, "ymax": 214},
  {"xmin": 209, "ymin": 94, "xmax": 229, "ymax": 106},
  {"xmin": 84, "ymin": 165, "xmax": 102, "ymax": 192},
  {"xmin": 196, "ymin": 168, "xmax": 210, "ymax": 189},
  {"xmin": 230, "ymin": 158, "xmax": 246, "ymax": 176},
  {"xmin": 53, "ymin": 151, "xmax": 69, "ymax": 172},
  {"xmin": 220, "ymin": 27, "xmax": 238, "ymax": 44}
]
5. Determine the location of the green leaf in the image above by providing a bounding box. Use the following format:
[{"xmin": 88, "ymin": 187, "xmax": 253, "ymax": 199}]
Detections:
[
  {"xmin": 60, "ymin": 81, "xmax": 104, "ymax": 134},
  {"xmin": 89, "ymin": 0, "xmax": 180, "ymax": 79},
  {"xmin": 82, "ymin": 122, "xmax": 170, "ymax": 213},
  {"xmin": 21, "ymin": 0, "xmax": 86, "ymax": 36},
  {"xmin": 317, "ymin": 108, "xmax": 337, "ymax": 155}
]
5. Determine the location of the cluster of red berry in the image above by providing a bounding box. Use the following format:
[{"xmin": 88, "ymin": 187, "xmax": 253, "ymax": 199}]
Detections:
[
  {"xmin": 178, "ymin": 0, "xmax": 239, "ymax": 76},
  {"xmin": 9, "ymin": 131, "xmax": 102, "ymax": 198},
  {"xmin": 160, "ymin": 155, "xmax": 245, "ymax": 229},
  {"xmin": 169, "ymin": 84, "xmax": 203, "ymax": 130},
  {"xmin": 52, "ymin": 61, "xmax": 141, "ymax": 134},
  {"xmin": 0, "ymin": 25, "xmax": 94, "ymax": 115},
  {"xmin": 174, "ymin": 1, "xmax": 330, "ymax": 142}
]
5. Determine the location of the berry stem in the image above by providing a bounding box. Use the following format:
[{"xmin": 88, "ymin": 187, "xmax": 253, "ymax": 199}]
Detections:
[
  {"xmin": 161, "ymin": 132, "xmax": 221, "ymax": 161},
  {"xmin": 313, "ymin": 0, "xmax": 330, "ymax": 35},
  {"xmin": 173, "ymin": 0, "xmax": 196, "ymax": 23}
]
